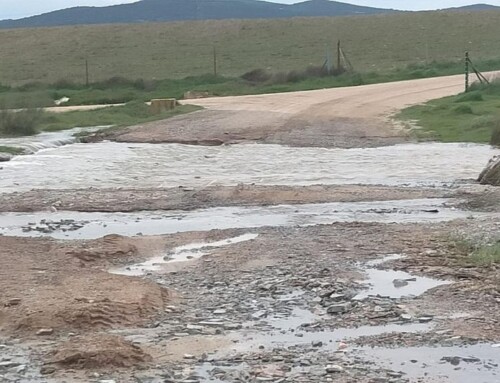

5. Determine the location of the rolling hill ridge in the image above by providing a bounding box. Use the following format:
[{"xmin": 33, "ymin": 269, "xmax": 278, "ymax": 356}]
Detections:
[{"xmin": 0, "ymin": 0, "xmax": 397, "ymax": 28}]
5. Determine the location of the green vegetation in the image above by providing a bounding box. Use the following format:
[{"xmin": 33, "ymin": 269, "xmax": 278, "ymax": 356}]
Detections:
[
  {"xmin": 398, "ymin": 80, "xmax": 500, "ymax": 143},
  {"xmin": 0, "ymin": 109, "xmax": 44, "ymax": 136},
  {"xmin": 38, "ymin": 102, "xmax": 201, "ymax": 133},
  {"xmin": 452, "ymin": 238, "xmax": 500, "ymax": 266},
  {"xmin": 490, "ymin": 119, "xmax": 500, "ymax": 146},
  {"xmin": 1, "ymin": 11, "xmax": 500, "ymax": 85},
  {"xmin": 0, "ymin": 102, "xmax": 201, "ymax": 138},
  {"xmin": 0, "ymin": 146, "xmax": 25, "ymax": 155},
  {"xmin": 1, "ymin": 55, "xmax": 500, "ymax": 111},
  {"xmin": 469, "ymin": 244, "xmax": 500, "ymax": 266},
  {"xmin": 2, "ymin": 11, "xmax": 500, "ymax": 139}
]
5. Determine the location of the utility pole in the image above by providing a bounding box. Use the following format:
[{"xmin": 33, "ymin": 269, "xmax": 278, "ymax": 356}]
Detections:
[{"xmin": 465, "ymin": 51, "xmax": 469, "ymax": 92}]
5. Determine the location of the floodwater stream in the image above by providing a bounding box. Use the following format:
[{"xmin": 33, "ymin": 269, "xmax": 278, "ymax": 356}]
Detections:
[
  {"xmin": 0, "ymin": 126, "xmax": 104, "ymax": 154},
  {"xmin": 0, "ymin": 142, "xmax": 498, "ymax": 193},
  {"xmin": 1, "ymin": 136, "xmax": 499, "ymax": 382}
]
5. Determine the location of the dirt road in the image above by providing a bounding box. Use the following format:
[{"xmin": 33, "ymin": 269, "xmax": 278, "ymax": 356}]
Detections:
[{"xmin": 103, "ymin": 73, "xmax": 499, "ymax": 147}]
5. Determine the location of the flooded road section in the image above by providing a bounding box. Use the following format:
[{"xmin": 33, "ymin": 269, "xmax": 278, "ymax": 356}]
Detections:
[
  {"xmin": 0, "ymin": 198, "xmax": 485, "ymax": 240},
  {"xmin": 0, "ymin": 126, "xmax": 104, "ymax": 154},
  {"xmin": 1, "ymin": 133, "xmax": 499, "ymax": 383},
  {"xmin": 1, "ymin": 142, "xmax": 498, "ymax": 193}
]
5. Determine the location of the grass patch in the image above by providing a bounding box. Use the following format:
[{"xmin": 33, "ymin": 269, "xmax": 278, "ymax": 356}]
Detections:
[
  {"xmin": 490, "ymin": 118, "xmax": 500, "ymax": 146},
  {"xmin": 451, "ymin": 238, "xmax": 500, "ymax": 266},
  {"xmin": 0, "ymin": 145, "xmax": 24, "ymax": 155},
  {"xmin": 2, "ymin": 11, "xmax": 500, "ymax": 85},
  {"xmin": 1, "ymin": 56, "xmax": 498, "ymax": 111},
  {"xmin": 38, "ymin": 102, "xmax": 201, "ymax": 133},
  {"xmin": 469, "ymin": 244, "xmax": 500, "ymax": 266},
  {"xmin": 0, "ymin": 109, "xmax": 44, "ymax": 136},
  {"xmin": 452, "ymin": 104, "xmax": 474, "ymax": 114},
  {"xmin": 398, "ymin": 79, "xmax": 500, "ymax": 143},
  {"xmin": 455, "ymin": 91, "xmax": 483, "ymax": 102}
]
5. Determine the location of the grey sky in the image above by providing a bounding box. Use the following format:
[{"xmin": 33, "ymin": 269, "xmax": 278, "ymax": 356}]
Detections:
[{"xmin": 2, "ymin": 0, "xmax": 500, "ymax": 19}]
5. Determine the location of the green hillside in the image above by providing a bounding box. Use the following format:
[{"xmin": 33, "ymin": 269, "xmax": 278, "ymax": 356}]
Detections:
[{"xmin": 1, "ymin": 11, "xmax": 500, "ymax": 85}]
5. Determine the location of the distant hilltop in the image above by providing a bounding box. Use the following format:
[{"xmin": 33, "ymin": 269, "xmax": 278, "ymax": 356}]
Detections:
[{"xmin": 0, "ymin": 0, "xmax": 499, "ymax": 29}]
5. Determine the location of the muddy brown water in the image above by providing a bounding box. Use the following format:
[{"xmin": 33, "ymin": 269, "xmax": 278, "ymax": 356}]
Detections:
[{"xmin": 1, "ymin": 142, "xmax": 498, "ymax": 193}]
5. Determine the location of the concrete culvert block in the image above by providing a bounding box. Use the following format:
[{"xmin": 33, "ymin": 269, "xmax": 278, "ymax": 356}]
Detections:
[
  {"xmin": 478, "ymin": 155, "xmax": 500, "ymax": 186},
  {"xmin": 150, "ymin": 98, "xmax": 176, "ymax": 114}
]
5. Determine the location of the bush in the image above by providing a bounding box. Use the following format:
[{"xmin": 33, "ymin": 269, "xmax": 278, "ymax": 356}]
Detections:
[
  {"xmin": 470, "ymin": 243, "xmax": 500, "ymax": 265},
  {"xmin": 453, "ymin": 104, "xmax": 474, "ymax": 114},
  {"xmin": 469, "ymin": 115, "xmax": 496, "ymax": 130},
  {"xmin": 0, "ymin": 109, "xmax": 43, "ymax": 136},
  {"xmin": 468, "ymin": 78, "xmax": 500, "ymax": 94},
  {"xmin": 241, "ymin": 69, "xmax": 272, "ymax": 83},
  {"xmin": 0, "ymin": 84, "xmax": 11, "ymax": 93},
  {"xmin": 490, "ymin": 117, "xmax": 500, "ymax": 146},
  {"xmin": 132, "ymin": 79, "xmax": 158, "ymax": 91},
  {"xmin": 52, "ymin": 79, "xmax": 80, "ymax": 90},
  {"xmin": 284, "ymin": 70, "xmax": 306, "ymax": 83},
  {"xmin": 455, "ymin": 91, "xmax": 484, "ymax": 102}
]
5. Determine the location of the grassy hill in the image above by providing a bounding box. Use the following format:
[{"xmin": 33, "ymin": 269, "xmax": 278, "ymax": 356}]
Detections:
[
  {"xmin": 0, "ymin": 0, "xmax": 394, "ymax": 29},
  {"xmin": 1, "ymin": 10, "xmax": 500, "ymax": 85}
]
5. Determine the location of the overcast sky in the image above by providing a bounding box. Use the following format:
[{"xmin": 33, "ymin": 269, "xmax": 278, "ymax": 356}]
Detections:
[{"xmin": 2, "ymin": 0, "xmax": 500, "ymax": 19}]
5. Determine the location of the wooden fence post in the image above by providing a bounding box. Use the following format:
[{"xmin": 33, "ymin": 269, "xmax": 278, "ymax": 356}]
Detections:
[{"xmin": 465, "ymin": 51, "xmax": 469, "ymax": 92}]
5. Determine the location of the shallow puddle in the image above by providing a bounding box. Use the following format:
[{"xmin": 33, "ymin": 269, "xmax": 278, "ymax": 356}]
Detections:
[
  {"xmin": 354, "ymin": 268, "xmax": 452, "ymax": 300},
  {"xmin": 0, "ymin": 199, "xmax": 484, "ymax": 239},
  {"xmin": 1, "ymin": 142, "xmax": 498, "ymax": 193},
  {"xmin": 110, "ymin": 233, "xmax": 259, "ymax": 276},
  {"xmin": 223, "ymin": 307, "xmax": 431, "ymax": 354},
  {"xmin": 355, "ymin": 344, "xmax": 499, "ymax": 383}
]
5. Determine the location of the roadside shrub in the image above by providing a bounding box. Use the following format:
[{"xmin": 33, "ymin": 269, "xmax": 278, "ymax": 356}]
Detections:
[
  {"xmin": 243, "ymin": 65, "xmax": 348, "ymax": 85},
  {"xmin": 17, "ymin": 81, "xmax": 46, "ymax": 92},
  {"xmin": 284, "ymin": 70, "xmax": 306, "ymax": 83},
  {"xmin": 270, "ymin": 71, "xmax": 288, "ymax": 84},
  {"xmin": 133, "ymin": 79, "xmax": 158, "ymax": 91},
  {"xmin": 52, "ymin": 79, "xmax": 80, "ymax": 90},
  {"xmin": 470, "ymin": 243, "xmax": 500, "ymax": 265},
  {"xmin": 0, "ymin": 109, "xmax": 43, "ymax": 136},
  {"xmin": 241, "ymin": 69, "xmax": 272, "ymax": 83},
  {"xmin": 93, "ymin": 76, "xmax": 134, "ymax": 90},
  {"xmin": 490, "ymin": 117, "xmax": 500, "ymax": 146},
  {"xmin": 453, "ymin": 104, "xmax": 474, "ymax": 114},
  {"xmin": 455, "ymin": 91, "xmax": 484, "ymax": 102},
  {"xmin": 452, "ymin": 237, "xmax": 500, "ymax": 266},
  {"xmin": 468, "ymin": 115, "xmax": 496, "ymax": 131}
]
